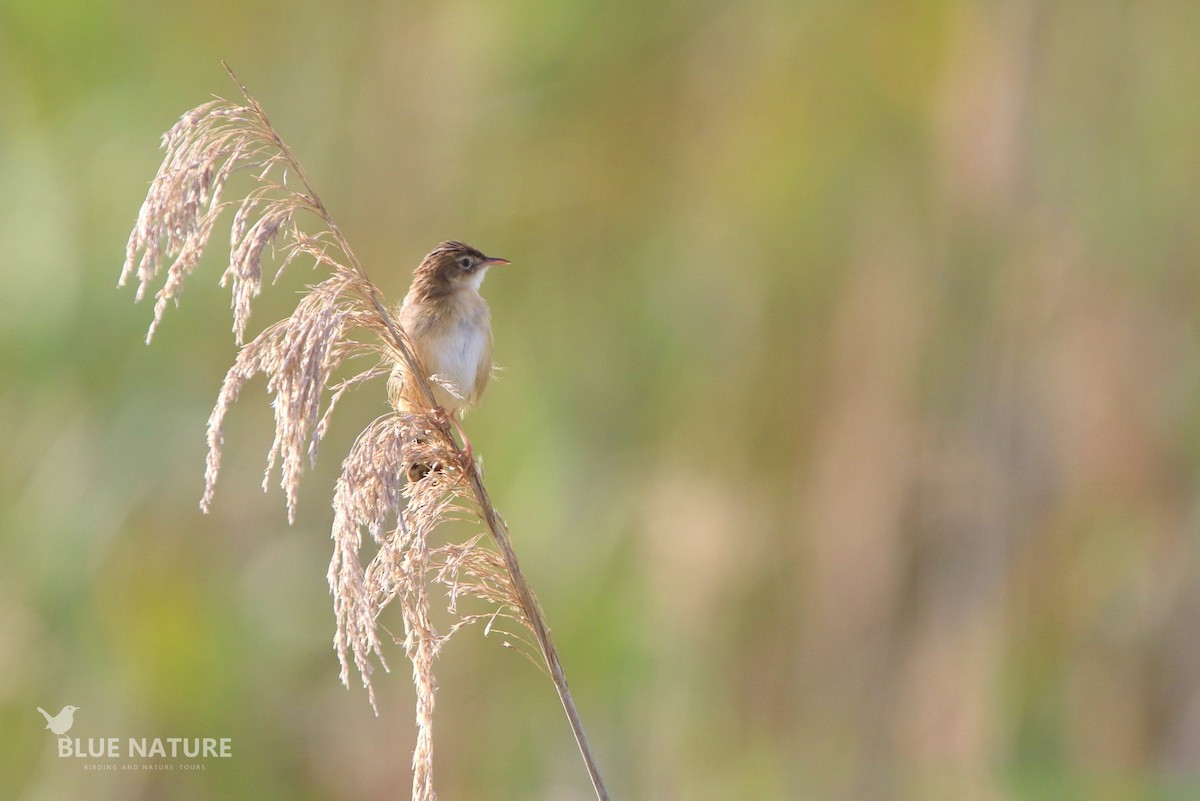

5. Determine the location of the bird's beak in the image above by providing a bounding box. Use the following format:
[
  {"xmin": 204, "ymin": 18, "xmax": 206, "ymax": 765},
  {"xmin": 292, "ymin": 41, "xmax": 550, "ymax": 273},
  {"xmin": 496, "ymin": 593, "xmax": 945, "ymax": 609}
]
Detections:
[{"xmin": 482, "ymin": 256, "xmax": 510, "ymax": 266}]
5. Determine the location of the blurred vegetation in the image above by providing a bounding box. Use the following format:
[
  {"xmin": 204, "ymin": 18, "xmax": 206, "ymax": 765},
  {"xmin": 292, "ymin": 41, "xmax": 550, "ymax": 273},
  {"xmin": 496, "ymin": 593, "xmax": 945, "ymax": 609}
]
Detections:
[{"xmin": 3, "ymin": 0, "xmax": 1200, "ymax": 799}]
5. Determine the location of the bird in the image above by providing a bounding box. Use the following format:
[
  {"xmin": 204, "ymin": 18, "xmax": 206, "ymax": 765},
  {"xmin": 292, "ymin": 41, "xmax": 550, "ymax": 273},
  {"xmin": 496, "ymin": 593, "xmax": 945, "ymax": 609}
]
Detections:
[
  {"xmin": 389, "ymin": 241, "xmax": 509, "ymax": 477},
  {"xmin": 37, "ymin": 705, "xmax": 79, "ymax": 736}
]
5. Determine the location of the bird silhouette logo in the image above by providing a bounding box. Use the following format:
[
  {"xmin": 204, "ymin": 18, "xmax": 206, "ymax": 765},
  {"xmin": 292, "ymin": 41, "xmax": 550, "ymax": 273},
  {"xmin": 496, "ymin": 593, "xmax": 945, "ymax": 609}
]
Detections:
[{"xmin": 37, "ymin": 705, "xmax": 79, "ymax": 737}]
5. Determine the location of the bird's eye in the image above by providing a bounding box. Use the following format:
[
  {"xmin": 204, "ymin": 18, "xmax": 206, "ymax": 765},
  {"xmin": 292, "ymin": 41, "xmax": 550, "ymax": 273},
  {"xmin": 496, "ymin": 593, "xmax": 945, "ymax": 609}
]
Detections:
[{"xmin": 458, "ymin": 257, "xmax": 472, "ymax": 270}]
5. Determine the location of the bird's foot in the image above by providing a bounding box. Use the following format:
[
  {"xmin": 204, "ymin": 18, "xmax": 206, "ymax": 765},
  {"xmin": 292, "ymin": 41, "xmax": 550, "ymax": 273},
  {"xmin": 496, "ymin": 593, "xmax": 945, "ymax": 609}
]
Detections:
[{"xmin": 431, "ymin": 406, "xmax": 475, "ymax": 472}]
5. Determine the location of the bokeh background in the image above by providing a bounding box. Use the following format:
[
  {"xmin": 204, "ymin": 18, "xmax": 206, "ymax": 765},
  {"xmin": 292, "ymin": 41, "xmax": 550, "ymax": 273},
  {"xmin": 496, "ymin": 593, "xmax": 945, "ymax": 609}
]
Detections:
[{"xmin": 3, "ymin": 1, "xmax": 1200, "ymax": 799}]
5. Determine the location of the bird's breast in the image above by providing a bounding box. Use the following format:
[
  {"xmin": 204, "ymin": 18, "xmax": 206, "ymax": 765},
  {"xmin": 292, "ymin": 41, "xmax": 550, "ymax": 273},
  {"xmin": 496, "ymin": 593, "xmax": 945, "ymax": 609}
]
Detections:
[
  {"xmin": 397, "ymin": 290, "xmax": 493, "ymax": 414},
  {"xmin": 422, "ymin": 307, "xmax": 491, "ymax": 412}
]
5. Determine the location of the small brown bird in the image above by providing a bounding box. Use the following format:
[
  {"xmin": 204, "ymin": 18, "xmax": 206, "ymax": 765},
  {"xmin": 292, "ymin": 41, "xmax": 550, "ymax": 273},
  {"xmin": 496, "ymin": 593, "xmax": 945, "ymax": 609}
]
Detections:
[{"xmin": 390, "ymin": 241, "xmax": 509, "ymax": 470}]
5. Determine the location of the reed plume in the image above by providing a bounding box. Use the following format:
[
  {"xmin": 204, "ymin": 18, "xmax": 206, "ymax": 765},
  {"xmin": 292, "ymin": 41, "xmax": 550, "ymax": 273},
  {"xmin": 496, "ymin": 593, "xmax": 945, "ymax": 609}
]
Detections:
[{"xmin": 121, "ymin": 65, "xmax": 608, "ymax": 801}]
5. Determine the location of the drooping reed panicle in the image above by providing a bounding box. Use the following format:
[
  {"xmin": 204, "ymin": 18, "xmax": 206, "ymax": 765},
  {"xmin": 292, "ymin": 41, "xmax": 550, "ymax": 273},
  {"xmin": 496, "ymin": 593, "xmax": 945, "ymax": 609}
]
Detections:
[{"xmin": 121, "ymin": 65, "xmax": 608, "ymax": 801}]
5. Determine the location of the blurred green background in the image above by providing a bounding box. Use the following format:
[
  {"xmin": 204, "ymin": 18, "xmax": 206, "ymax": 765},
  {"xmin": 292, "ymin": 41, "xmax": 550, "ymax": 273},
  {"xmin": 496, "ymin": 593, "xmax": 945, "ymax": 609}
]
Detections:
[{"xmin": 3, "ymin": 0, "xmax": 1200, "ymax": 799}]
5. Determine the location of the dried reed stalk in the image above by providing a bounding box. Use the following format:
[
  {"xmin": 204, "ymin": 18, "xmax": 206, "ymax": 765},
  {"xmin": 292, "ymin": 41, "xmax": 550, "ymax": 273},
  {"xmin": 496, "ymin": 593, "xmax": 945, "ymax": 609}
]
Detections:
[{"xmin": 121, "ymin": 64, "xmax": 608, "ymax": 801}]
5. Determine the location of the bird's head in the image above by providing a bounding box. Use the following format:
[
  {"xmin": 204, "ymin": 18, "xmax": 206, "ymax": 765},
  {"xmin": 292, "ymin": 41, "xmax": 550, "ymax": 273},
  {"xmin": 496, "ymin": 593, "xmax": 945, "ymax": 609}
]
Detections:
[
  {"xmin": 414, "ymin": 241, "xmax": 509, "ymax": 296},
  {"xmin": 64, "ymin": 706, "xmax": 79, "ymax": 714}
]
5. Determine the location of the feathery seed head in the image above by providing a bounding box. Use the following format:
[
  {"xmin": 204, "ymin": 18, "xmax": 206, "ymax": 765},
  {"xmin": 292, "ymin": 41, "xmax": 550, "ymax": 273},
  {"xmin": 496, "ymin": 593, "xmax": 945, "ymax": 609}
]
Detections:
[{"xmin": 121, "ymin": 78, "xmax": 538, "ymax": 801}]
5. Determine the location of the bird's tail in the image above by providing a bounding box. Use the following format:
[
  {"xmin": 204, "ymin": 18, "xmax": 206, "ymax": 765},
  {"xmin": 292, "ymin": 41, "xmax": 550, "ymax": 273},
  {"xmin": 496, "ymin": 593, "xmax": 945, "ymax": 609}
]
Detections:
[{"xmin": 36, "ymin": 707, "xmax": 51, "ymax": 727}]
